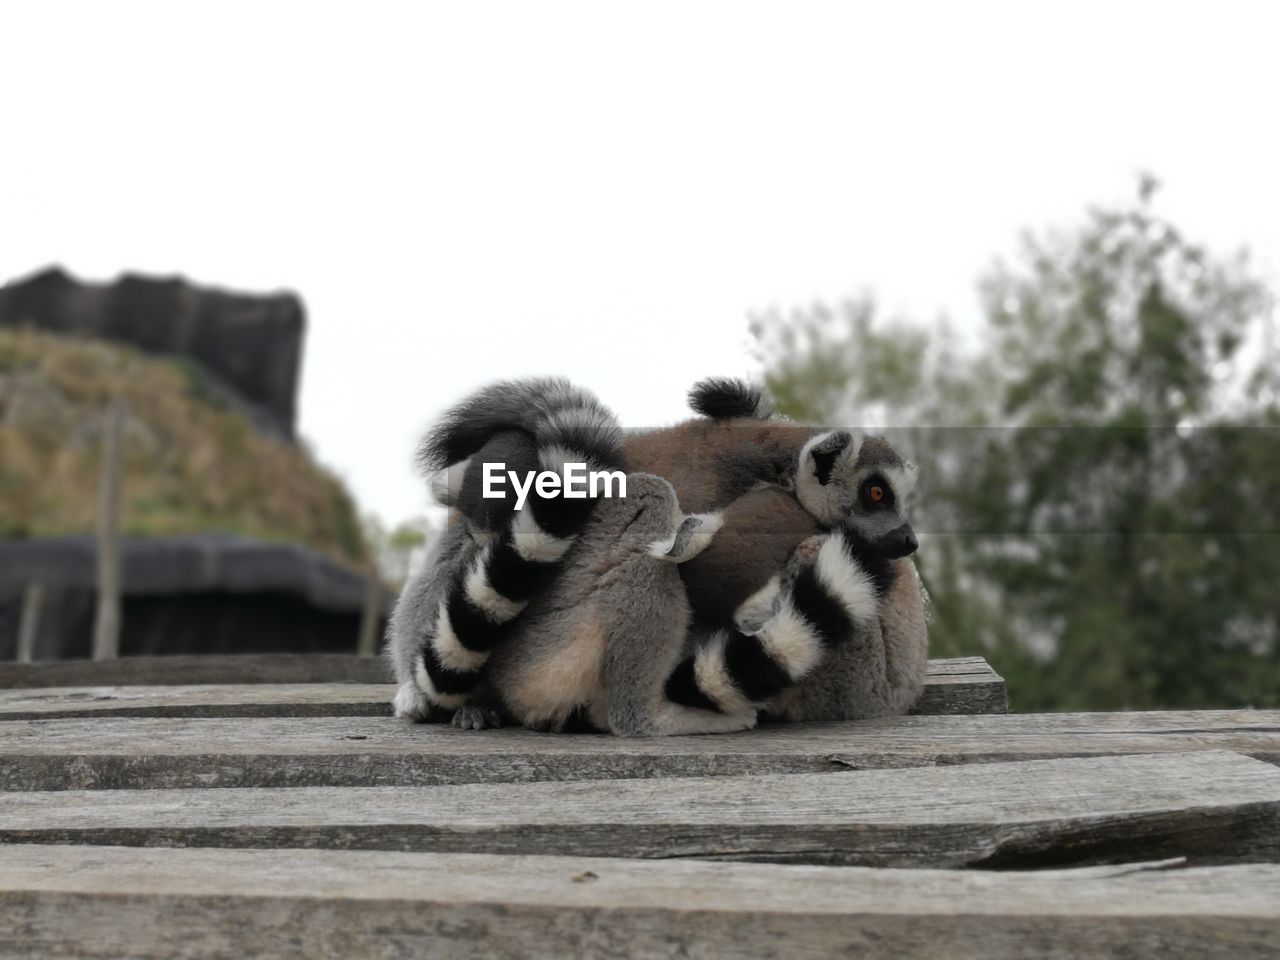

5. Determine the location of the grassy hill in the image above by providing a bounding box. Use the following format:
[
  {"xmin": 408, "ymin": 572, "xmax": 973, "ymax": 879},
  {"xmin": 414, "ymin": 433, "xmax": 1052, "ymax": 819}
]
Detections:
[{"xmin": 0, "ymin": 327, "xmax": 366, "ymax": 565}]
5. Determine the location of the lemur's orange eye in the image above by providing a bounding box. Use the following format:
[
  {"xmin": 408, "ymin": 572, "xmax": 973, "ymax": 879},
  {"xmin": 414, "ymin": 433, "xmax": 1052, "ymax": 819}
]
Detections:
[{"xmin": 869, "ymin": 485, "xmax": 885, "ymax": 503}]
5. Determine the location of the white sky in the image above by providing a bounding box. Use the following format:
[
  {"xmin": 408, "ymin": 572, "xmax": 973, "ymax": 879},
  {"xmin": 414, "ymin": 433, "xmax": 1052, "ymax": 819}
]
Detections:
[{"xmin": 3, "ymin": 1, "xmax": 1278, "ymax": 526}]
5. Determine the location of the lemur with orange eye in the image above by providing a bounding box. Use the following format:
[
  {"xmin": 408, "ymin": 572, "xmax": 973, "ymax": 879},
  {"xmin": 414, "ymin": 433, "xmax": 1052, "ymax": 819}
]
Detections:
[{"xmin": 386, "ymin": 377, "xmax": 928, "ymax": 734}]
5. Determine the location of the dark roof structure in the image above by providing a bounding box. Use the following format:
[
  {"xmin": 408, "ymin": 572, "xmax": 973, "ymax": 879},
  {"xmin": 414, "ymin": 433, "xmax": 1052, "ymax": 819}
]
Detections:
[
  {"xmin": 0, "ymin": 535, "xmax": 372, "ymax": 612},
  {"xmin": 0, "ymin": 536, "xmax": 388, "ymax": 661},
  {"xmin": 0, "ymin": 267, "xmax": 305, "ymax": 439}
]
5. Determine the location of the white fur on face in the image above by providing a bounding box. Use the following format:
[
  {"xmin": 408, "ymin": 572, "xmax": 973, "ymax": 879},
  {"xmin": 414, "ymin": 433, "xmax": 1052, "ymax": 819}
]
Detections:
[
  {"xmin": 511, "ymin": 505, "xmax": 576, "ymax": 562},
  {"xmin": 413, "ymin": 652, "xmax": 468, "ymax": 709},
  {"xmin": 815, "ymin": 533, "xmax": 878, "ymax": 627},
  {"xmin": 794, "ymin": 430, "xmax": 862, "ymax": 526},
  {"xmin": 464, "ymin": 546, "xmax": 525, "ymax": 623},
  {"xmin": 430, "ymin": 599, "xmax": 489, "ymax": 672},
  {"xmin": 880, "ymin": 461, "xmax": 919, "ymax": 502}
]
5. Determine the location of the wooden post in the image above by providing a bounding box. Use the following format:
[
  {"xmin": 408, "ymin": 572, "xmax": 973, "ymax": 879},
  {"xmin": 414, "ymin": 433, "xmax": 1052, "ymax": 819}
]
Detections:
[
  {"xmin": 356, "ymin": 572, "xmax": 382, "ymax": 657},
  {"xmin": 16, "ymin": 582, "xmax": 43, "ymax": 662},
  {"xmin": 93, "ymin": 395, "xmax": 125, "ymax": 662}
]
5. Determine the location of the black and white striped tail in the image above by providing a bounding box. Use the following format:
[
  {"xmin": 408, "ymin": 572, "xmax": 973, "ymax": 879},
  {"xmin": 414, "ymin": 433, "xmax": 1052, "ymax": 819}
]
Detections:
[
  {"xmin": 664, "ymin": 534, "xmax": 879, "ymax": 713},
  {"xmin": 411, "ymin": 485, "xmax": 591, "ymax": 707},
  {"xmin": 416, "ymin": 376, "xmax": 625, "ymax": 479},
  {"xmin": 412, "ymin": 378, "xmax": 625, "ymax": 709}
]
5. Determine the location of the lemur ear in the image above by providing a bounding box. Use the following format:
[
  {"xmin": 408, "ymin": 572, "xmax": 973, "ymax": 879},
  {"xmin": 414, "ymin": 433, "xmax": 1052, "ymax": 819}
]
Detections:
[{"xmin": 809, "ymin": 431, "xmax": 853, "ymax": 485}]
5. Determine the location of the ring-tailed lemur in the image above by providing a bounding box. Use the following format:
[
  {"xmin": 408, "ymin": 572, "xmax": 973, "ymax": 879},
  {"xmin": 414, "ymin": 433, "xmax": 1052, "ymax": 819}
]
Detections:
[
  {"xmin": 387, "ymin": 377, "xmax": 927, "ymax": 732},
  {"xmin": 391, "ymin": 378, "xmax": 623, "ymax": 713},
  {"xmin": 626, "ymin": 379, "xmax": 924, "ymax": 720}
]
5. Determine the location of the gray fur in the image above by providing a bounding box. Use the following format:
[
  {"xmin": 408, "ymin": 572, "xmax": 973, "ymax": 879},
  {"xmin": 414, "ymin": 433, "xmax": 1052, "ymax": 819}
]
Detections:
[
  {"xmin": 417, "ymin": 376, "xmax": 624, "ymax": 475},
  {"xmin": 772, "ymin": 557, "xmax": 928, "ymax": 721},
  {"xmin": 388, "ymin": 377, "xmax": 929, "ymax": 735},
  {"xmin": 400, "ymin": 379, "xmax": 628, "ymax": 718},
  {"xmin": 483, "ymin": 474, "xmax": 755, "ymax": 736},
  {"xmin": 386, "ymin": 520, "xmax": 478, "ymax": 721},
  {"xmin": 451, "ymin": 430, "xmax": 540, "ymax": 535}
]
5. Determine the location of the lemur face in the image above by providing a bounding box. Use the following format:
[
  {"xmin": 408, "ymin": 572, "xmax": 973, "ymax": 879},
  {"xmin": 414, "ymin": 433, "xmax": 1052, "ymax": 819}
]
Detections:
[{"xmin": 794, "ymin": 431, "xmax": 918, "ymax": 558}]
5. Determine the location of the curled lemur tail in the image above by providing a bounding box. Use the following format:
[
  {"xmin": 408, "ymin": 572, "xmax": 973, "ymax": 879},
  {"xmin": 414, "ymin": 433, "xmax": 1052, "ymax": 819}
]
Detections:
[
  {"xmin": 413, "ymin": 378, "xmax": 625, "ymax": 708},
  {"xmin": 665, "ymin": 532, "xmax": 878, "ymax": 714},
  {"xmin": 687, "ymin": 377, "xmax": 773, "ymax": 420}
]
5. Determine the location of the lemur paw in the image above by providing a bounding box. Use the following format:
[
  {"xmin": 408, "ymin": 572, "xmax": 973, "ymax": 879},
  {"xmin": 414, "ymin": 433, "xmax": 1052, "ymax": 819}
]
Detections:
[
  {"xmin": 661, "ymin": 512, "xmax": 724, "ymax": 563},
  {"xmin": 452, "ymin": 704, "xmax": 504, "ymax": 731},
  {"xmin": 786, "ymin": 534, "xmax": 829, "ymax": 576},
  {"xmin": 393, "ymin": 681, "xmax": 433, "ymax": 722}
]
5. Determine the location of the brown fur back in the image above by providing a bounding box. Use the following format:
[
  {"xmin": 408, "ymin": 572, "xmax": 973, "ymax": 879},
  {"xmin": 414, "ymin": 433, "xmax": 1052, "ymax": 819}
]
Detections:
[
  {"xmin": 623, "ymin": 419, "xmax": 817, "ymax": 514},
  {"xmin": 679, "ymin": 487, "xmax": 821, "ymax": 624}
]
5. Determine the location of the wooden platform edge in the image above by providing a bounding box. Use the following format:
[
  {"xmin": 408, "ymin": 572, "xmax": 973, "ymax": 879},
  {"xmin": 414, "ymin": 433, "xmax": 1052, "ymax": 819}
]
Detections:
[{"xmin": 1, "ymin": 847, "xmax": 1277, "ymax": 959}]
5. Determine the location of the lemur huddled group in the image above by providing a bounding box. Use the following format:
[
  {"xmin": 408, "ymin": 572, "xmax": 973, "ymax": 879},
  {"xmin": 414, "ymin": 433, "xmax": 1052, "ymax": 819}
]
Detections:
[{"xmin": 386, "ymin": 377, "xmax": 928, "ymax": 736}]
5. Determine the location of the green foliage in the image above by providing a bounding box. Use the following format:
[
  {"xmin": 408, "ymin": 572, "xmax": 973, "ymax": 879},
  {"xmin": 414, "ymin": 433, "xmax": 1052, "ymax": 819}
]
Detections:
[
  {"xmin": 755, "ymin": 183, "xmax": 1280, "ymax": 710},
  {"xmin": 0, "ymin": 328, "xmax": 369, "ymax": 566}
]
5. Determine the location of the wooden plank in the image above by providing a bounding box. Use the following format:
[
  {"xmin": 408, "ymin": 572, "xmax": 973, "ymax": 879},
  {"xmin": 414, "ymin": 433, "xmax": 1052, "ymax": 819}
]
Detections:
[
  {"xmin": 914, "ymin": 669, "xmax": 1007, "ymax": 715},
  {"xmin": 0, "ymin": 656, "xmax": 1005, "ymax": 717},
  {"xmin": 0, "ymin": 654, "xmax": 391, "ymax": 688},
  {"xmin": 1, "ymin": 752, "xmax": 1277, "ymax": 867},
  {"xmin": 0, "ymin": 684, "xmax": 394, "ymax": 720},
  {"xmin": 3, "ymin": 710, "xmax": 1277, "ymax": 791},
  {"xmin": 2, "ymin": 847, "xmax": 1278, "ymax": 959}
]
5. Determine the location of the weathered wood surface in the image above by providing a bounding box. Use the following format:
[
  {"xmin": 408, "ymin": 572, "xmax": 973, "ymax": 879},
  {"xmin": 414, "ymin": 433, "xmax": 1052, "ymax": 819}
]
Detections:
[
  {"xmin": 0, "ymin": 654, "xmax": 391, "ymax": 688},
  {"xmin": 2, "ymin": 847, "xmax": 1277, "ymax": 960},
  {"xmin": 0, "ymin": 656, "xmax": 1006, "ymax": 718},
  {"xmin": 0, "ymin": 683, "xmax": 395, "ymax": 720},
  {"xmin": 4, "ymin": 710, "xmax": 1277, "ymax": 791},
  {"xmin": 2, "ymin": 751, "xmax": 1277, "ymax": 867}
]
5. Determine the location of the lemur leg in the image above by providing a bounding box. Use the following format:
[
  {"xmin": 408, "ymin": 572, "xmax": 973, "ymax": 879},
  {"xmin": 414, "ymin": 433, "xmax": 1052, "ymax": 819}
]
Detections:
[
  {"xmin": 387, "ymin": 521, "xmax": 476, "ymax": 722},
  {"xmin": 664, "ymin": 531, "xmax": 881, "ymax": 716},
  {"xmin": 598, "ymin": 503, "xmax": 757, "ymax": 738},
  {"xmin": 777, "ymin": 556, "xmax": 929, "ymax": 721},
  {"xmin": 599, "ymin": 554, "xmax": 757, "ymax": 737}
]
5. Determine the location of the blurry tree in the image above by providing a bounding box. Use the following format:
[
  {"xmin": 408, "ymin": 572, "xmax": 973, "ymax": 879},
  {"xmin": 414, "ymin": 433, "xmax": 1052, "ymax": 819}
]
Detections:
[{"xmin": 752, "ymin": 182, "xmax": 1280, "ymax": 710}]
